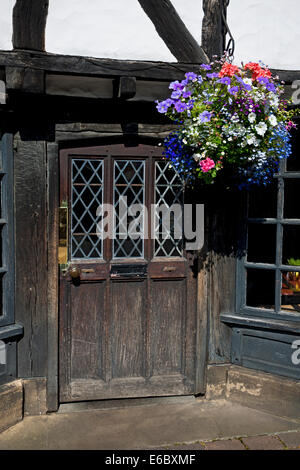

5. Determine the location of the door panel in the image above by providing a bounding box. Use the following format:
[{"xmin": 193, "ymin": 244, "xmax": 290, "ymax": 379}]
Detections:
[{"xmin": 59, "ymin": 144, "xmax": 199, "ymax": 402}]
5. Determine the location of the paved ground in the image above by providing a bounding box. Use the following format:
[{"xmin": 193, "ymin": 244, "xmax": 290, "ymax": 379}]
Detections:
[{"xmin": 0, "ymin": 397, "xmax": 300, "ymax": 450}]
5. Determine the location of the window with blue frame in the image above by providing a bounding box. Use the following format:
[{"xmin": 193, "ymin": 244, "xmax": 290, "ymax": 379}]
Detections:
[
  {"xmin": 0, "ymin": 134, "xmax": 22, "ymax": 385},
  {"xmin": 237, "ymin": 126, "xmax": 300, "ymax": 320}
]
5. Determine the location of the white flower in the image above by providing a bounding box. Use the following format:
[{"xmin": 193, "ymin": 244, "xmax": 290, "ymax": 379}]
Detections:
[
  {"xmin": 246, "ymin": 135, "xmax": 255, "ymax": 145},
  {"xmin": 243, "ymin": 78, "xmax": 252, "ymax": 85},
  {"xmin": 268, "ymin": 115, "xmax": 278, "ymax": 126},
  {"xmin": 255, "ymin": 121, "xmax": 268, "ymax": 136},
  {"xmin": 248, "ymin": 112, "xmax": 256, "ymax": 123}
]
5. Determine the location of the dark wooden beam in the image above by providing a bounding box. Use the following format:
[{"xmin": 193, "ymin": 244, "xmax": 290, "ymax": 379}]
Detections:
[
  {"xmin": 117, "ymin": 77, "xmax": 137, "ymax": 100},
  {"xmin": 137, "ymin": 0, "xmax": 208, "ymax": 63},
  {"xmin": 13, "ymin": 0, "xmax": 49, "ymax": 51},
  {"xmin": 0, "ymin": 50, "xmax": 202, "ymax": 81},
  {"xmin": 202, "ymin": 0, "xmax": 225, "ymax": 59},
  {"xmin": 6, "ymin": 66, "xmax": 45, "ymax": 93}
]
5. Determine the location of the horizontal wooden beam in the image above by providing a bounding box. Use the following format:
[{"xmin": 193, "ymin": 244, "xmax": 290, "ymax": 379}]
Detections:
[
  {"xmin": 0, "ymin": 50, "xmax": 298, "ymax": 84},
  {"xmin": 137, "ymin": 0, "xmax": 208, "ymax": 63},
  {"xmin": 13, "ymin": 0, "xmax": 49, "ymax": 51},
  {"xmin": 0, "ymin": 50, "xmax": 202, "ymax": 82}
]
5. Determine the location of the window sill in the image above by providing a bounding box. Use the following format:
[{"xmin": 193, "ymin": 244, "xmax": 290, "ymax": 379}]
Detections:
[
  {"xmin": 0, "ymin": 324, "xmax": 24, "ymax": 341},
  {"xmin": 221, "ymin": 313, "xmax": 300, "ymax": 334}
]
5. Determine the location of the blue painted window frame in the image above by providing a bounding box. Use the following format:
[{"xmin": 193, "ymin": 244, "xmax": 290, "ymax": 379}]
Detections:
[
  {"xmin": 0, "ymin": 134, "xmax": 14, "ymax": 327},
  {"xmin": 236, "ymin": 155, "xmax": 300, "ymax": 323}
]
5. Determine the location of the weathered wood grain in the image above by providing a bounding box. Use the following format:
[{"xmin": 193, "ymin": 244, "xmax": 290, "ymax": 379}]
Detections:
[
  {"xmin": 13, "ymin": 0, "xmax": 49, "ymax": 51},
  {"xmin": 138, "ymin": 0, "xmax": 208, "ymax": 63},
  {"xmin": 46, "ymin": 142, "xmax": 59, "ymax": 411},
  {"xmin": 0, "ymin": 50, "xmax": 202, "ymax": 81},
  {"xmin": 202, "ymin": 0, "xmax": 225, "ymax": 59},
  {"xmin": 14, "ymin": 136, "xmax": 48, "ymax": 377}
]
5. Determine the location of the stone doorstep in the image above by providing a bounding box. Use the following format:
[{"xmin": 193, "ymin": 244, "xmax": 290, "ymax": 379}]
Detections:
[
  {"xmin": 0, "ymin": 380, "xmax": 23, "ymax": 433},
  {"xmin": 206, "ymin": 364, "xmax": 300, "ymax": 421}
]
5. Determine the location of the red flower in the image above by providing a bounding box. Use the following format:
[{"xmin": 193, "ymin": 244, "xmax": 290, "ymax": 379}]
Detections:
[
  {"xmin": 219, "ymin": 62, "xmax": 240, "ymax": 77},
  {"xmin": 244, "ymin": 62, "xmax": 272, "ymax": 81}
]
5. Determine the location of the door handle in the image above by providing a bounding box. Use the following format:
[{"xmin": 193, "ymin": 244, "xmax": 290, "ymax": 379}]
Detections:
[{"xmin": 68, "ymin": 265, "xmax": 81, "ymax": 279}]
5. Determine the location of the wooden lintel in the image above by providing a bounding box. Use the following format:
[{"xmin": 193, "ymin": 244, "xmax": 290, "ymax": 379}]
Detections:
[
  {"xmin": 13, "ymin": 0, "xmax": 49, "ymax": 51},
  {"xmin": 6, "ymin": 66, "xmax": 45, "ymax": 94},
  {"xmin": 138, "ymin": 0, "xmax": 208, "ymax": 63},
  {"xmin": 0, "ymin": 50, "xmax": 202, "ymax": 81}
]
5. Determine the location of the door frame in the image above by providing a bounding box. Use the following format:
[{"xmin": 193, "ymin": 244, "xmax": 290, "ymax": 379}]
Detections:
[{"xmin": 46, "ymin": 134, "xmax": 209, "ymax": 411}]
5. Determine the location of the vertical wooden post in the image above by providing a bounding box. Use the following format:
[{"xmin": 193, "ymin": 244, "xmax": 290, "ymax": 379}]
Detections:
[{"xmin": 202, "ymin": 0, "xmax": 225, "ymax": 60}]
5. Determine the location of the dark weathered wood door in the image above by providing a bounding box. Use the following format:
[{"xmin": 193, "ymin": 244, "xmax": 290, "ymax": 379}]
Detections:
[{"xmin": 59, "ymin": 143, "xmax": 199, "ymax": 402}]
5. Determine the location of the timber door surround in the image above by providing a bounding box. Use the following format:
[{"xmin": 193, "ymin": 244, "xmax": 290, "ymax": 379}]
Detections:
[{"xmin": 59, "ymin": 143, "xmax": 199, "ymax": 402}]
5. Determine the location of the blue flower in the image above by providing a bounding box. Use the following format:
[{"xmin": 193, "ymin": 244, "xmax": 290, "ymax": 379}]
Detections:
[
  {"xmin": 156, "ymin": 99, "xmax": 173, "ymax": 113},
  {"xmin": 200, "ymin": 64, "xmax": 211, "ymax": 70},
  {"xmin": 185, "ymin": 72, "xmax": 198, "ymax": 82},
  {"xmin": 228, "ymin": 86, "xmax": 239, "ymax": 95},
  {"xmin": 217, "ymin": 77, "xmax": 231, "ymax": 85},
  {"xmin": 207, "ymin": 72, "xmax": 219, "ymax": 79},
  {"xmin": 171, "ymin": 90, "xmax": 182, "ymax": 100},
  {"xmin": 169, "ymin": 80, "xmax": 184, "ymax": 91},
  {"xmin": 174, "ymin": 101, "xmax": 188, "ymax": 113},
  {"xmin": 199, "ymin": 111, "xmax": 213, "ymax": 122}
]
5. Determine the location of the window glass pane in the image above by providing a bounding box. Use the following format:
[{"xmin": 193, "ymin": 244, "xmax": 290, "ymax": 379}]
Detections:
[
  {"xmin": 113, "ymin": 160, "xmax": 145, "ymax": 259},
  {"xmin": 284, "ymin": 179, "xmax": 299, "ymax": 219},
  {"xmin": 281, "ymin": 271, "xmax": 300, "ymax": 314},
  {"xmin": 248, "ymin": 182, "xmax": 277, "ymax": 218},
  {"xmin": 282, "ymin": 225, "xmax": 300, "ymax": 266},
  {"xmin": 247, "ymin": 224, "xmax": 276, "ymax": 264},
  {"xmin": 71, "ymin": 159, "xmax": 104, "ymax": 259},
  {"xmin": 154, "ymin": 161, "xmax": 184, "ymax": 257},
  {"xmin": 246, "ymin": 269, "xmax": 275, "ymax": 309},
  {"xmin": 286, "ymin": 125, "xmax": 300, "ymax": 172}
]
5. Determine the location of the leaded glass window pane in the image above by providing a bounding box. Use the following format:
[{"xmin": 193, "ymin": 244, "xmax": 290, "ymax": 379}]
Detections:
[
  {"xmin": 113, "ymin": 160, "xmax": 145, "ymax": 259},
  {"xmin": 71, "ymin": 159, "xmax": 104, "ymax": 259},
  {"xmin": 154, "ymin": 161, "xmax": 184, "ymax": 257}
]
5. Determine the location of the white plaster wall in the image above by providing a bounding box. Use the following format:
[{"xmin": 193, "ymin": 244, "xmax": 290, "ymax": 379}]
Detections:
[
  {"xmin": 46, "ymin": 0, "xmax": 203, "ymax": 61},
  {"xmin": 228, "ymin": 0, "xmax": 300, "ymax": 70},
  {"xmin": 0, "ymin": 0, "xmax": 14, "ymax": 50}
]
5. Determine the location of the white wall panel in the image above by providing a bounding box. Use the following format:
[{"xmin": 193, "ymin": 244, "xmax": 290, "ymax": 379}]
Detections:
[
  {"xmin": 228, "ymin": 0, "xmax": 300, "ymax": 70},
  {"xmin": 0, "ymin": 0, "xmax": 14, "ymax": 50},
  {"xmin": 46, "ymin": 0, "xmax": 175, "ymax": 61}
]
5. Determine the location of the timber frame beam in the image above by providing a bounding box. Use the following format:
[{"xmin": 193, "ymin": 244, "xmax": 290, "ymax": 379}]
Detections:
[
  {"xmin": 13, "ymin": 0, "xmax": 49, "ymax": 51},
  {"xmin": 137, "ymin": 0, "xmax": 208, "ymax": 63}
]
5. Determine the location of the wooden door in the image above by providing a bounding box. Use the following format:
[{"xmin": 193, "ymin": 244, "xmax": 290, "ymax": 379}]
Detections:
[{"xmin": 59, "ymin": 143, "xmax": 199, "ymax": 402}]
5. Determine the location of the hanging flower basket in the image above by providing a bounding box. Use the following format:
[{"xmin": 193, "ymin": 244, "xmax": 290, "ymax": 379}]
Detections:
[{"xmin": 156, "ymin": 58, "xmax": 299, "ymax": 189}]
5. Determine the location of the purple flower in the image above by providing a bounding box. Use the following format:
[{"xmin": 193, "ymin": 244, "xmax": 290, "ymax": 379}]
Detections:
[
  {"xmin": 228, "ymin": 86, "xmax": 239, "ymax": 95},
  {"xmin": 266, "ymin": 82, "xmax": 276, "ymax": 92},
  {"xmin": 171, "ymin": 90, "xmax": 182, "ymax": 100},
  {"xmin": 169, "ymin": 80, "xmax": 184, "ymax": 91},
  {"xmin": 200, "ymin": 64, "xmax": 211, "ymax": 70},
  {"xmin": 156, "ymin": 99, "xmax": 173, "ymax": 114},
  {"xmin": 182, "ymin": 90, "xmax": 192, "ymax": 98},
  {"xmin": 174, "ymin": 101, "xmax": 188, "ymax": 113},
  {"xmin": 185, "ymin": 72, "xmax": 197, "ymax": 82},
  {"xmin": 217, "ymin": 77, "xmax": 231, "ymax": 85},
  {"xmin": 207, "ymin": 72, "xmax": 219, "ymax": 79},
  {"xmin": 257, "ymin": 76, "xmax": 276, "ymax": 92},
  {"xmin": 199, "ymin": 111, "xmax": 213, "ymax": 122},
  {"xmin": 186, "ymin": 100, "xmax": 195, "ymax": 110},
  {"xmin": 235, "ymin": 76, "xmax": 252, "ymax": 91}
]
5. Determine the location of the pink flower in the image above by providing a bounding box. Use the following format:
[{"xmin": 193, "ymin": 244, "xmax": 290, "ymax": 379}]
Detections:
[{"xmin": 199, "ymin": 157, "xmax": 215, "ymax": 173}]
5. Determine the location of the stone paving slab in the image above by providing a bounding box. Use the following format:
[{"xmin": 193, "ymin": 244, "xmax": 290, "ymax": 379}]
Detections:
[
  {"xmin": 0, "ymin": 399, "xmax": 300, "ymax": 450},
  {"xmin": 204, "ymin": 439, "xmax": 245, "ymax": 450},
  {"xmin": 277, "ymin": 431, "xmax": 300, "ymax": 449},
  {"xmin": 240, "ymin": 435, "xmax": 284, "ymax": 450}
]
